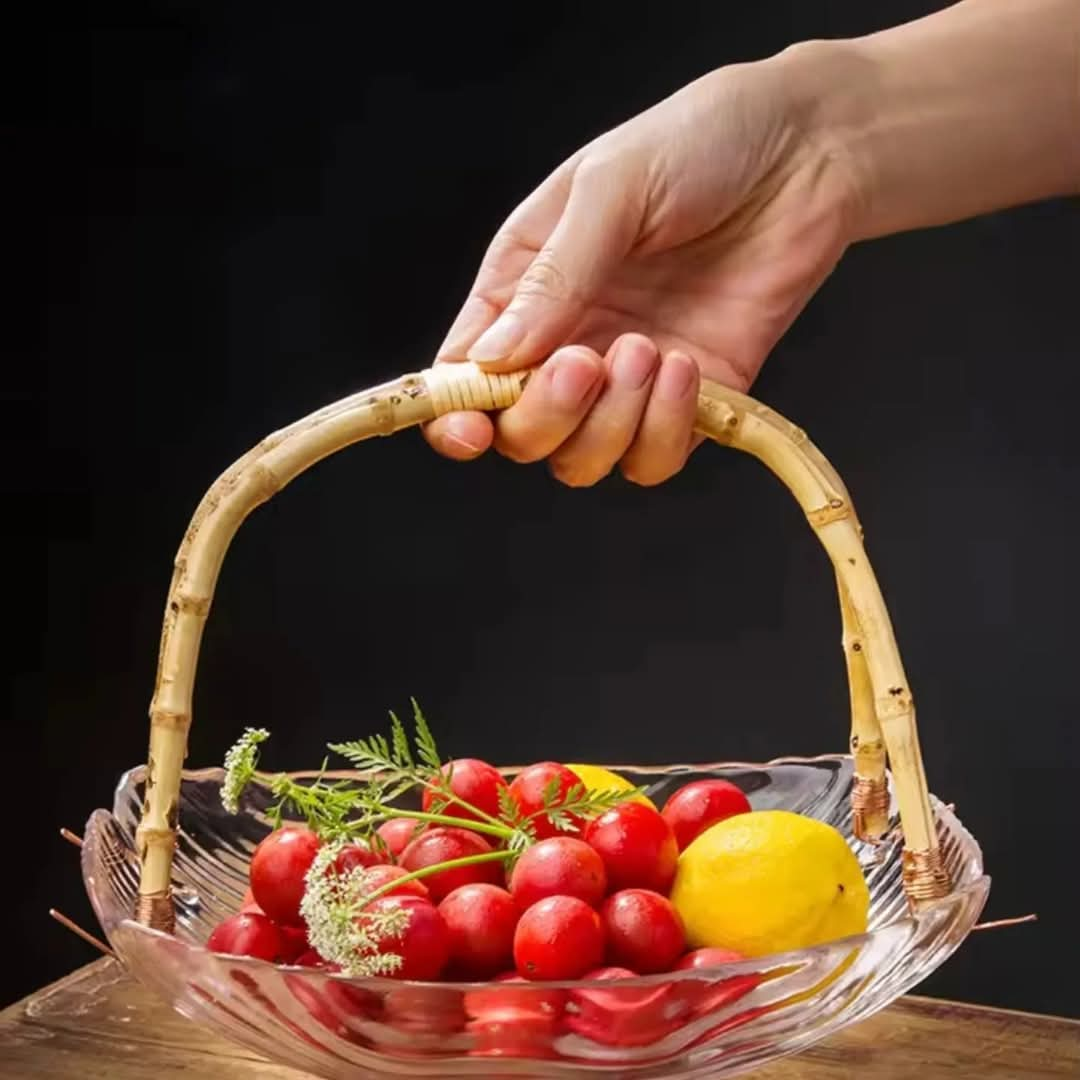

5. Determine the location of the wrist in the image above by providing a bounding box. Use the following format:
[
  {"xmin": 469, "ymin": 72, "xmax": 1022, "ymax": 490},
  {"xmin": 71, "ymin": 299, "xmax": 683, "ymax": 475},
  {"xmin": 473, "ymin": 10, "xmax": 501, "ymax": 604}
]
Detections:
[
  {"xmin": 775, "ymin": 1, "xmax": 1080, "ymax": 243},
  {"xmin": 766, "ymin": 37, "xmax": 878, "ymax": 248}
]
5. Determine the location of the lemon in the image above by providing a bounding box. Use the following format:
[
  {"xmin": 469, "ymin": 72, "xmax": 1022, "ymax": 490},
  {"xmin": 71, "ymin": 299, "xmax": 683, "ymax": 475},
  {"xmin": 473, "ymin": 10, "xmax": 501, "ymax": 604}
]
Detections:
[
  {"xmin": 669, "ymin": 810, "xmax": 869, "ymax": 957},
  {"xmin": 567, "ymin": 764, "xmax": 656, "ymax": 810}
]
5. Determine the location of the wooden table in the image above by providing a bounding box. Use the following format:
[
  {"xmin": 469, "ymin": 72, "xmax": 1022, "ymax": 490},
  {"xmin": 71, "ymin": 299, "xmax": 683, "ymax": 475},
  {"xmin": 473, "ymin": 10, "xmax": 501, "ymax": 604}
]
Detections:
[{"xmin": 2, "ymin": 959, "xmax": 1076, "ymax": 1078}]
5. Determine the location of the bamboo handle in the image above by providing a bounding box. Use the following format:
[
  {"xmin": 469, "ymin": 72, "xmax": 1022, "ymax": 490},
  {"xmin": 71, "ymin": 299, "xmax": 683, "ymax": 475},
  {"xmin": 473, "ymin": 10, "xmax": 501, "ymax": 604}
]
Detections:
[{"xmin": 133, "ymin": 362, "xmax": 948, "ymax": 932}]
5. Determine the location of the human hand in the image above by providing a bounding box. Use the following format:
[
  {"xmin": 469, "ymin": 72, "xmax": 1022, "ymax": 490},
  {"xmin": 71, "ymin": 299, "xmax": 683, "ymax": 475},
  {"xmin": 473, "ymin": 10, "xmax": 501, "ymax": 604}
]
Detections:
[{"xmin": 423, "ymin": 44, "xmax": 861, "ymax": 486}]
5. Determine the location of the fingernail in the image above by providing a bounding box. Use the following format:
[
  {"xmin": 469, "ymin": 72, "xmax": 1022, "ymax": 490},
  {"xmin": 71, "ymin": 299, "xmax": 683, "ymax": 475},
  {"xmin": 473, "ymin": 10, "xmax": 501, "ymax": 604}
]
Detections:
[
  {"xmin": 442, "ymin": 416, "xmax": 483, "ymax": 456},
  {"xmin": 657, "ymin": 351, "xmax": 697, "ymax": 401},
  {"xmin": 611, "ymin": 335, "xmax": 659, "ymax": 390},
  {"xmin": 551, "ymin": 351, "xmax": 601, "ymax": 410},
  {"xmin": 467, "ymin": 310, "xmax": 526, "ymax": 364}
]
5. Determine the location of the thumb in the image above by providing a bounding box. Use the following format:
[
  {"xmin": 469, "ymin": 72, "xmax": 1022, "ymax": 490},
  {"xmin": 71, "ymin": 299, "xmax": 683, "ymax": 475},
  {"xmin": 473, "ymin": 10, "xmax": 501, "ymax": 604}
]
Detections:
[{"xmin": 466, "ymin": 163, "xmax": 641, "ymax": 371}]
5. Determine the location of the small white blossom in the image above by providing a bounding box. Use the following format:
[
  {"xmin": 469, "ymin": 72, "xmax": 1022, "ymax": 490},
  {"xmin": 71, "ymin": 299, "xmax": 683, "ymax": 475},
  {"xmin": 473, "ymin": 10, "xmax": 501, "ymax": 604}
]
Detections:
[
  {"xmin": 299, "ymin": 841, "xmax": 410, "ymax": 977},
  {"xmin": 220, "ymin": 728, "xmax": 270, "ymax": 814}
]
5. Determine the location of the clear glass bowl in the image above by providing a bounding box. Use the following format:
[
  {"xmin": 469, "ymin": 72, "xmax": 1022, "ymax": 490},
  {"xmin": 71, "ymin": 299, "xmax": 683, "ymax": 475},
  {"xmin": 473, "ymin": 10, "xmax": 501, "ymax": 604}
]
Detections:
[{"xmin": 81, "ymin": 757, "xmax": 988, "ymax": 1078}]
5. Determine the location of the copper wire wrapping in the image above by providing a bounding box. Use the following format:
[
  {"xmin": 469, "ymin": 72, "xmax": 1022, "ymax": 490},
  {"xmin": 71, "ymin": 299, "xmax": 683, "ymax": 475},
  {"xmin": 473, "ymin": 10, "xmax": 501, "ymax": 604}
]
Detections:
[
  {"xmin": 135, "ymin": 892, "xmax": 176, "ymax": 933},
  {"xmin": 902, "ymin": 846, "xmax": 953, "ymax": 902},
  {"xmin": 851, "ymin": 776, "xmax": 891, "ymax": 841}
]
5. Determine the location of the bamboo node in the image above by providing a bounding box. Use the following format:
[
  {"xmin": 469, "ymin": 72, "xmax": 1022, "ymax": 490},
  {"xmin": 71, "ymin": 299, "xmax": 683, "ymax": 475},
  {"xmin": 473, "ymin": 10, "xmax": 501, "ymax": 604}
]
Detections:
[
  {"xmin": 807, "ymin": 500, "xmax": 851, "ymax": 527},
  {"xmin": 169, "ymin": 593, "xmax": 211, "ymax": 617},
  {"xmin": 135, "ymin": 892, "xmax": 176, "ymax": 933},
  {"xmin": 901, "ymin": 846, "xmax": 953, "ymax": 902},
  {"xmin": 149, "ymin": 708, "xmax": 192, "ymax": 732}
]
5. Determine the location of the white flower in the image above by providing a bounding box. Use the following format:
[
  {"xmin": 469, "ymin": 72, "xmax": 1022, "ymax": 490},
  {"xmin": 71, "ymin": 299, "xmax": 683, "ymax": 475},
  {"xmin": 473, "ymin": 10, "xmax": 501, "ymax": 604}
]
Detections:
[
  {"xmin": 299, "ymin": 841, "xmax": 410, "ymax": 977},
  {"xmin": 220, "ymin": 728, "xmax": 270, "ymax": 814}
]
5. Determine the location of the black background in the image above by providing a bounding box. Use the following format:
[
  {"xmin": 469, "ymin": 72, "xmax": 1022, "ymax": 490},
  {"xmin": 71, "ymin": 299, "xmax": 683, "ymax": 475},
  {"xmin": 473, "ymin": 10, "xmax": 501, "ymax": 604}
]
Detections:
[{"xmin": 17, "ymin": 0, "xmax": 1078, "ymax": 1017}]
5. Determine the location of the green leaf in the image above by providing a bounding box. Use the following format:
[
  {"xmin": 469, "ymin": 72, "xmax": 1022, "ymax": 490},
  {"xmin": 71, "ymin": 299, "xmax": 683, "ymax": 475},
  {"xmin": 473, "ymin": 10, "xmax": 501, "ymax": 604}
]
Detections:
[
  {"xmin": 412, "ymin": 698, "xmax": 441, "ymax": 773},
  {"xmin": 390, "ymin": 711, "xmax": 414, "ymax": 770}
]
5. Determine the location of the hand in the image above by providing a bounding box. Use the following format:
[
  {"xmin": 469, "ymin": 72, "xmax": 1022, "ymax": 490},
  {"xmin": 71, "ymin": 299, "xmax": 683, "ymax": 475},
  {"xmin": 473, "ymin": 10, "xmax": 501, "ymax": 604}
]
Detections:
[{"xmin": 423, "ymin": 45, "xmax": 861, "ymax": 486}]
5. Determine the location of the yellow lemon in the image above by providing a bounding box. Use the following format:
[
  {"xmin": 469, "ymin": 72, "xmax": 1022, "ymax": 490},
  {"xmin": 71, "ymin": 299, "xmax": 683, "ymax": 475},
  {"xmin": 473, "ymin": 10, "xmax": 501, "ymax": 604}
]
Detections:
[
  {"xmin": 567, "ymin": 764, "xmax": 656, "ymax": 810},
  {"xmin": 669, "ymin": 810, "xmax": 869, "ymax": 957}
]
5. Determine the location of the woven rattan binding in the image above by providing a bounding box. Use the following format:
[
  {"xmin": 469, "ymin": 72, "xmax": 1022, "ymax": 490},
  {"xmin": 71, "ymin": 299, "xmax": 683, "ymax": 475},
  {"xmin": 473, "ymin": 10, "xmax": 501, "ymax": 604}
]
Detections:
[{"xmin": 133, "ymin": 362, "xmax": 951, "ymax": 929}]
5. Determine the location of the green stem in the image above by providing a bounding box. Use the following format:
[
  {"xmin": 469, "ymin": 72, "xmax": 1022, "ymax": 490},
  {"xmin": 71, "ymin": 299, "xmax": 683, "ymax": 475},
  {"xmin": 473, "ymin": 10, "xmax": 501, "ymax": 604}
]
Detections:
[
  {"xmin": 373, "ymin": 807, "xmax": 514, "ymax": 842},
  {"xmin": 362, "ymin": 851, "xmax": 512, "ymax": 905},
  {"xmin": 428, "ymin": 787, "xmax": 508, "ymax": 831}
]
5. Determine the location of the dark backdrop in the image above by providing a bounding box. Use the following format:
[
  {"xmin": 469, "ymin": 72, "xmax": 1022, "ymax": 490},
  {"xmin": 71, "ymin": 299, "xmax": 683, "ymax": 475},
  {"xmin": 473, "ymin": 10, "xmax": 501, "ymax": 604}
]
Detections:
[{"xmin": 18, "ymin": 0, "xmax": 1078, "ymax": 1015}]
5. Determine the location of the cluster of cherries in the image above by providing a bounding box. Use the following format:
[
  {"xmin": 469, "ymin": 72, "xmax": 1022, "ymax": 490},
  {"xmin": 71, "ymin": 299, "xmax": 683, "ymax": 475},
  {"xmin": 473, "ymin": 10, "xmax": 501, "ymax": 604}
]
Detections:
[{"xmin": 208, "ymin": 759, "xmax": 753, "ymax": 992}]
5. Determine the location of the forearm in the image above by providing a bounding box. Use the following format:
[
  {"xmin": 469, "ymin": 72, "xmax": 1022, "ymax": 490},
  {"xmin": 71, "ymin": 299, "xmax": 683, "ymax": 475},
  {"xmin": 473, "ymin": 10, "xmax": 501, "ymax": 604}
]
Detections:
[{"xmin": 792, "ymin": 0, "xmax": 1080, "ymax": 241}]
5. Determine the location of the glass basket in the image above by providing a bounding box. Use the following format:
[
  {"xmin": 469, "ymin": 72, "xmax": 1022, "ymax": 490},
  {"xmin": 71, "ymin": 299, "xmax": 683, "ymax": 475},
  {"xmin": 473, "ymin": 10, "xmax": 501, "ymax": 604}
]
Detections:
[
  {"xmin": 82, "ymin": 361, "xmax": 990, "ymax": 1077},
  {"xmin": 82, "ymin": 757, "xmax": 987, "ymax": 1078}
]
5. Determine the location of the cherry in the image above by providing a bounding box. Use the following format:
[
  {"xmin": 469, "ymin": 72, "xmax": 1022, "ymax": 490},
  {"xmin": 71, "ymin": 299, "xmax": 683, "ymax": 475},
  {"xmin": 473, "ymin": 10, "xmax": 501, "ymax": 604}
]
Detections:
[
  {"xmin": 356, "ymin": 863, "xmax": 430, "ymax": 901},
  {"xmin": 365, "ymin": 895, "xmax": 450, "ymax": 981},
  {"xmin": 438, "ymin": 883, "xmax": 519, "ymax": 979},
  {"xmin": 293, "ymin": 949, "xmax": 327, "ymax": 968},
  {"xmin": 382, "ymin": 986, "xmax": 465, "ymax": 1035},
  {"xmin": 600, "ymin": 889, "xmax": 685, "ymax": 973},
  {"xmin": 509, "ymin": 837, "xmax": 607, "ymax": 910},
  {"xmin": 332, "ymin": 840, "xmax": 386, "ymax": 876},
  {"xmin": 249, "ymin": 825, "xmax": 322, "ymax": 926},
  {"xmin": 661, "ymin": 779, "xmax": 751, "ymax": 850},
  {"xmin": 565, "ymin": 966, "xmax": 690, "ymax": 1047},
  {"xmin": 674, "ymin": 947, "xmax": 760, "ymax": 1014},
  {"xmin": 238, "ymin": 886, "xmax": 262, "ymax": 914},
  {"xmin": 507, "ymin": 762, "xmax": 584, "ymax": 840},
  {"xmin": 399, "ymin": 827, "xmax": 503, "ymax": 902},
  {"xmin": 422, "ymin": 758, "xmax": 509, "ymax": 826},
  {"xmin": 464, "ymin": 972, "xmax": 567, "ymax": 1020},
  {"xmin": 206, "ymin": 912, "xmax": 281, "ymax": 962},
  {"xmin": 513, "ymin": 896, "xmax": 605, "ymax": 981},
  {"xmin": 376, "ymin": 817, "xmax": 422, "ymax": 860},
  {"xmin": 277, "ymin": 922, "xmax": 311, "ymax": 964},
  {"xmin": 466, "ymin": 974, "xmax": 564, "ymax": 1062},
  {"xmin": 584, "ymin": 802, "xmax": 678, "ymax": 894}
]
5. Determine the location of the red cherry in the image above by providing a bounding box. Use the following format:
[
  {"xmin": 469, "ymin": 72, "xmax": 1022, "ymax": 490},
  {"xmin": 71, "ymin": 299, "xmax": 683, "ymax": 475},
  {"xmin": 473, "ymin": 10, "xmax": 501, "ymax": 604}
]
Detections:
[
  {"xmin": 465, "ymin": 974, "xmax": 562, "ymax": 1061},
  {"xmin": 249, "ymin": 826, "xmax": 322, "ymax": 926},
  {"xmin": 365, "ymin": 896, "xmax": 450, "ymax": 981},
  {"xmin": 323, "ymin": 979, "xmax": 382, "ymax": 1020},
  {"xmin": 239, "ymin": 886, "xmax": 262, "ymax": 914},
  {"xmin": 509, "ymin": 837, "xmax": 607, "ymax": 910},
  {"xmin": 661, "ymin": 779, "xmax": 751, "ymax": 850},
  {"xmin": 399, "ymin": 827, "xmax": 503, "ymax": 902},
  {"xmin": 422, "ymin": 758, "xmax": 509, "ymax": 826},
  {"xmin": 438, "ymin": 884, "xmax": 519, "ymax": 979},
  {"xmin": 674, "ymin": 948, "xmax": 761, "ymax": 1015},
  {"xmin": 584, "ymin": 803, "xmax": 678, "ymax": 894},
  {"xmin": 600, "ymin": 889, "xmax": 685, "ymax": 973},
  {"xmin": 206, "ymin": 912, "xmax": 281, "ymax": 962},
  {"xmin": 464, "ymin": 972, "xmax": 567, "ymax": 1020},
  {"xmin": 513, "ymin": 896, "xmax": 605, "ymax": 981},
  {"xmin": 674, "ymin": 947, "xmax": 747, "ymax": 971},
  {"xmin": 382, "ymin": 985, "xmax": 465, "ymax": 1035},
  {"xmin": 277, "ymin": 922, "xmax": 311, "ymax": 964},
  {"xmin": 376, "ymin": 817, "xmax": 422, "ymax": 860},
  {"xmin": 282, "ymin": 976, "xmax": 350, "ymax": 1039},
  {"xmin": 507, "ymin": 762, "xmax": 584, "ymax": 840},
  {"xmin": 565, "ymin": 966, "xmax": 690, "ymax": 1047},
  {"xmin": 356, "ymin": 863, "xmax": 430, "ymax": 901},
  {"xmin": 333, "ymin": 840, "xmax": 386, "ymax": 876},
  {"xmin": 293, "ymin": 949, "xmax": 326, "ymax": 968}
]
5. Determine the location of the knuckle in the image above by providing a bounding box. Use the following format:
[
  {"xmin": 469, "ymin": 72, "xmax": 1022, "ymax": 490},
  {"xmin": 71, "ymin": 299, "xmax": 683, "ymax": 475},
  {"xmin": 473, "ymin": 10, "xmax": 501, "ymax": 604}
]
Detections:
[{"xmin": 518, "ymin": 249, "xmax": 576, "ymax": 303}]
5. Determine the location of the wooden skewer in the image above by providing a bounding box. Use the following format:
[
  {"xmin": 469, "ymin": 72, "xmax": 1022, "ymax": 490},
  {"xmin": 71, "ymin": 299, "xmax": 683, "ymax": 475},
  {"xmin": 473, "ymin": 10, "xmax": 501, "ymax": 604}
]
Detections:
[
  {"xmin": 60, "ymin": 828, "xmax": 83, "ymax": 849},
  {"xmin": 49, "ymin": 909, "xmax": 115, "ymax": 958}
]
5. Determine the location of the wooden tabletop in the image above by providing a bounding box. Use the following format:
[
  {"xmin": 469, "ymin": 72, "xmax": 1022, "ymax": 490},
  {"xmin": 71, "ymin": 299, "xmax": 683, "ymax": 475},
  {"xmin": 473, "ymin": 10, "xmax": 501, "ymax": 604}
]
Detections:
[{"xmin": 1, "ymin": 959, "xmax": 1077, "ymax": 1078}]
